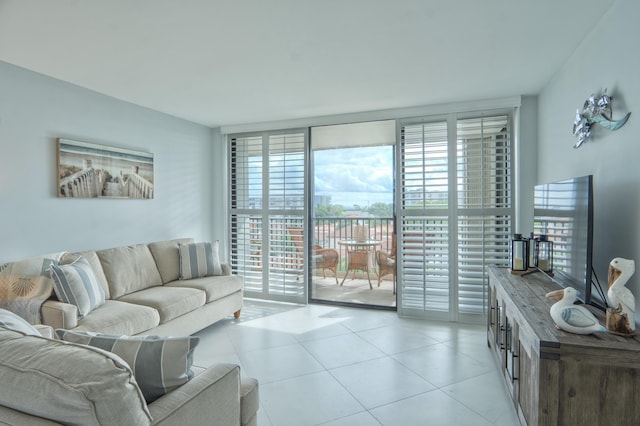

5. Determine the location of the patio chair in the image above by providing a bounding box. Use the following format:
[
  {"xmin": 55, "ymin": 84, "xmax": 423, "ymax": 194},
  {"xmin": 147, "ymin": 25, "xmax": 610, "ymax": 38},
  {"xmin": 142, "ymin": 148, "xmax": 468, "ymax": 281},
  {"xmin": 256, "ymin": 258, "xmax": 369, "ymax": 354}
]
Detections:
[
  {"xmin": 287, "ymin": 225, "xmax": 340, "ymax": 284},
  {"xmin": 375, "ymin": 233, "xmax": 396, "ymax": 294}
]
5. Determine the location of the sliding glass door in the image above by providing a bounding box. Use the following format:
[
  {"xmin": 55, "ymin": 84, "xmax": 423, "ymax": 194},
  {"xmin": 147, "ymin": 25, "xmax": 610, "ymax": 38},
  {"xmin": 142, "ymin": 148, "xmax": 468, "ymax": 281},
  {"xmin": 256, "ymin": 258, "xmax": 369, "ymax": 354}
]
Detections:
[
  {"xmin": 309, "ymin": 120, "xmax": 396, "ymax": 308},
  {"xmin": 227, "ymin": 110, "xmax": 514, "ymax": 320}
]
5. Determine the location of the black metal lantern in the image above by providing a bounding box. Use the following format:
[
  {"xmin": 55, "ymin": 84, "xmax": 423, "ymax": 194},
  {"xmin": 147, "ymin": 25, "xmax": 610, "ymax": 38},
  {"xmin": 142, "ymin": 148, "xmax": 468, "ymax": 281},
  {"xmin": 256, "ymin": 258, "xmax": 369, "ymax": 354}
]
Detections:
[
  {"xmin": 535, "ymin": 234, "xmax": 553, "ymax": 273},
  {"xmin": 528, "ymin": 232, "xmax": 537, "ymax": 270},
  {"xmin": 510, "ymin": 233, "xmax": 529, "ymax": 272}
]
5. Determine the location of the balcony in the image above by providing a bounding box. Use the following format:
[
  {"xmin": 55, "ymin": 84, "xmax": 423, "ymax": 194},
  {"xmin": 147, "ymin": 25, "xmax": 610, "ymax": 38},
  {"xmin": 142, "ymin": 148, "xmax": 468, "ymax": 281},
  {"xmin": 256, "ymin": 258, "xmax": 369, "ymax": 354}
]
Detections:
[{"xmin": 310, "ymin": 217, "xmax": 396, "ymax": 308}]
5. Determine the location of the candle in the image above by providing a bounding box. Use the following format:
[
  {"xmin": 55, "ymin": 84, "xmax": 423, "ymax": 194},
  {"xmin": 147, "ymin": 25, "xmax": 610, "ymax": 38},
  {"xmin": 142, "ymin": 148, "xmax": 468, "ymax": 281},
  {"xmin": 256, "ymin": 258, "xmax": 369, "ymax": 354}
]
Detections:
[
  {"xmin": 538, "ymin": 259, "xmax": 550, "ymax": 271},
  {"xmin": 514, "ymin": 258, "xmax": 524, "ymax": 270}
]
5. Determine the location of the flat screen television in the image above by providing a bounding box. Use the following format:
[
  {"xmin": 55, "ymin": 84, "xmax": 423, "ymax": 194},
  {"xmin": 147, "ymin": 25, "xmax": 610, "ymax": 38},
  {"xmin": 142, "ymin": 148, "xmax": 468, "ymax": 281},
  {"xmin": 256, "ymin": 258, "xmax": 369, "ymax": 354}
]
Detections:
[{"xmin": 533, "ymin": 175, "xmax": 604, "ymax": 310}]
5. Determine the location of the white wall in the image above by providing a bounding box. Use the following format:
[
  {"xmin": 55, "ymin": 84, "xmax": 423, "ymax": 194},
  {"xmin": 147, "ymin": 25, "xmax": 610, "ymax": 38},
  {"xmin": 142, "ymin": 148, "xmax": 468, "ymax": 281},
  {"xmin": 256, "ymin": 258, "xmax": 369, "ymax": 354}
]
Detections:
[
  {"xmin": 515, "ymin": 96, "xmax": 538, "ymax": 236},
  {"xmin": 0, "ymin": 61, "xmax": 218, "ymax": 262},
  {"xmin": 538, "ymin": 0, "xmax": 640, "ymax": 321}
]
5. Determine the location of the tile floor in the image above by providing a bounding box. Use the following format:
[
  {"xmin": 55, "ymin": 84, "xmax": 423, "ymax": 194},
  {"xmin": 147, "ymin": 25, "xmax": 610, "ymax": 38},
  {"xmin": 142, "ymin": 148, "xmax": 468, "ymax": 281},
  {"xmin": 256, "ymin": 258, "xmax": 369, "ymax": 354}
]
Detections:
[{"xmin": 193, "ymin": 300, "xmax": 519, "ymax": 426}]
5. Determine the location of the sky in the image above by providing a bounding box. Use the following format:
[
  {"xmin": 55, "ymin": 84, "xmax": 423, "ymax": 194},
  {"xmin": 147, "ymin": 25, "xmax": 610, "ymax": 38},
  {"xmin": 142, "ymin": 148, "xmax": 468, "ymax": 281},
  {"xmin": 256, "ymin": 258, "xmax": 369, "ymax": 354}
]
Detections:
[{"xmin": 314, "ymin": 145, "xmax": 393, "ymax": 208}]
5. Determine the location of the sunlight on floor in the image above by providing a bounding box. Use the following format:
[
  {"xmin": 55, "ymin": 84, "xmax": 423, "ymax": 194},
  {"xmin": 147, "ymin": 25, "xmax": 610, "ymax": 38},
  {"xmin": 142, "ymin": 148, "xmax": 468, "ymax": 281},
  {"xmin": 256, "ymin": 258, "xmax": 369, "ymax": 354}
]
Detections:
[{"xmin": 237, "ymin": 303, "xmax": 353, "ymax": 335}]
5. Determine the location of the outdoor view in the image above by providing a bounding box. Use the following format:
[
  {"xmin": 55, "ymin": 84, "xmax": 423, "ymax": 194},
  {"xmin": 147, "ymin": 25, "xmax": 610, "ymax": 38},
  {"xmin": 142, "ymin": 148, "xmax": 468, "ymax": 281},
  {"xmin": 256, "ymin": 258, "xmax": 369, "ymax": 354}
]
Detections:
[
  {"xmin": 314, "ymin": 146, "xmax": 393, "ymax": 218},
  {"xmin": 311, "ymin": 145, "xmax": 396, "ymax": 307}
]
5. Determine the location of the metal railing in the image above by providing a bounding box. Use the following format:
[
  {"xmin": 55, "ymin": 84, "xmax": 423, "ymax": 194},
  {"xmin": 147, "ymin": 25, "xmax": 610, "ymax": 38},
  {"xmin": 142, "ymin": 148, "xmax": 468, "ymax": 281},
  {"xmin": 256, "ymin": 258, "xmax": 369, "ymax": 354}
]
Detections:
[
  {"xmin": 312, "ymin": 217, "xmax": 394, "ymax": 274},
  {"xmin": 313, "ymin": 217, "xmax": 394, "ymax": 247}
]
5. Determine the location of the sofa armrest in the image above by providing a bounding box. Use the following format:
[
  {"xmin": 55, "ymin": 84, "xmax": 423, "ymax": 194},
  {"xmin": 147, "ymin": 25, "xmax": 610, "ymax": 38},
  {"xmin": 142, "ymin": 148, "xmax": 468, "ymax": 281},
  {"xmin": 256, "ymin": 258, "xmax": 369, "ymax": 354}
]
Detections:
[
  {"xmin": 240, "ymin": 377, "xmax": 259, "ymax": 426},
  {"xmin": 148, "ymin": 363, "xmax": 242, "ymax": 426},
  {"xmin": 41, "ymin": 300, "xmax": 78, "ymax": 331},
  {"xmin": 34, "ymin": 324, "xmax": 54, "ymax": 339}
]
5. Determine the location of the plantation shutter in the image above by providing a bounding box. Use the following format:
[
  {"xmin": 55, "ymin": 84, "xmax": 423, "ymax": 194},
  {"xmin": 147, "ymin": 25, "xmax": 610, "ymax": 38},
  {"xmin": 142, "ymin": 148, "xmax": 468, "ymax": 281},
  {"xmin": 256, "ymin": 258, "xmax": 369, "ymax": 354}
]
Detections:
[
  {"xmin": 399, "ymin": 120, "xmax": 451, "ymax": 317},
  {"xmin": 456, "ymin": 116, "xmax": 512, "ymax": 317},
  {"xmin": 398, "ymin": 113, "xmax": 513, "ymax": 321},
  {"xmin": 229, "ymin": 130, "xmax": 307, "ymax": 303}
]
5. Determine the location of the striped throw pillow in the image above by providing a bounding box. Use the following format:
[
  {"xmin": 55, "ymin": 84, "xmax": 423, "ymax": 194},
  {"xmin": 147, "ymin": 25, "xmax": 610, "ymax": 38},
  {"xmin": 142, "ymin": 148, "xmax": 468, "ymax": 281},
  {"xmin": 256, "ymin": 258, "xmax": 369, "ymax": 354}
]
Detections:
[
  {"xmin": 50, "ymin": 256, "xmax": 105, "ymax": 318},
  {"xmin": 55, "ymin": 329, "xmax": 200, "ymax": 403},
  {"xmin": 178, "ymin": 241, "xmax": 222, "ymax": 279}
]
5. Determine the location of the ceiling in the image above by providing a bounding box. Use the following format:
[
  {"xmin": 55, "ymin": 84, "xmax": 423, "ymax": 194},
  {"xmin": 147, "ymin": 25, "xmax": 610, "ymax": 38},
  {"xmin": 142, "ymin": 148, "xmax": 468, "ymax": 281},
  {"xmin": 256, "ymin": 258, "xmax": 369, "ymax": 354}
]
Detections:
[{"xmin": 0, "ymin": 0, "xmax": 616, "ymax": 128}]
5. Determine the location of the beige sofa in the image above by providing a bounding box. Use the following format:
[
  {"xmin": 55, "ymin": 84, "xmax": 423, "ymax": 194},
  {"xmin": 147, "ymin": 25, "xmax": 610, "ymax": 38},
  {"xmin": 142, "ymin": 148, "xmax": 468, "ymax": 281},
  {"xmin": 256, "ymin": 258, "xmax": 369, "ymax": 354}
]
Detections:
[
  {"xmin": 0, "ymin": 238, "xmax": 259, "ymax": 425},
  {"xmin": 40, "ymin": 238, "xmax": 244, "ymax": 336},
  {"xmin": 0, "ymin": 326, "xmax": 259, "ymax": 425}
]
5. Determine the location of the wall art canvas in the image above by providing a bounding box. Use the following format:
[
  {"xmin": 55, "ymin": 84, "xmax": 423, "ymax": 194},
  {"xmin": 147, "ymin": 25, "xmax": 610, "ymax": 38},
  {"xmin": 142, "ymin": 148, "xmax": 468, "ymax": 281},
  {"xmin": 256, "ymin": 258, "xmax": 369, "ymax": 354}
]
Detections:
[{"xmin": 57, "ymin": 138, "xmax": 154, "ymax": 199}]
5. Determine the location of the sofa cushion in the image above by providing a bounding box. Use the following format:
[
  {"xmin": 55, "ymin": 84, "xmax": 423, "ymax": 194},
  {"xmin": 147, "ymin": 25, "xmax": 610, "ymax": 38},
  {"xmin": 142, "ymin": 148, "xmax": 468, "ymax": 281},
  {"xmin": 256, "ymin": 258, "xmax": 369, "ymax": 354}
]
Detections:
[
  {"xmin": 61, "ymin": 250, "xmax": 111, "ymax": 299},
  {"xmin": 97, "ymin": 244, "xmax": 163, "ymax": 298},
  {"xmin": 166, "ymin": 274, "xmax": 243, "ymax": 303},
  {"xmin": 148, "ymin": 238, "xmax": 194, "ymax": 284},
  {"xmin": 50, "ymin": 256, "xmax": 105, "ymax": 318},
  {"xmin": 178, "ymin": 241, "xmax": 223, "ymax": 279},
  {"xmin": 117, "ymin": 286, "xmax": 206, "ymax": 323},
  {"xmin": 74, "ymin": 300, "xmax": 160, "ymax": 336},
  {"xmin": 55, "ymin": 330, "xmax": 200, "ymax": 404},
  {"xmin": 0, "ymin": 308, "xmax": 40, "ymax": 335},
  {"xmin": 0, "ymin": 327, "xmax": 151, "ymax": 426}
]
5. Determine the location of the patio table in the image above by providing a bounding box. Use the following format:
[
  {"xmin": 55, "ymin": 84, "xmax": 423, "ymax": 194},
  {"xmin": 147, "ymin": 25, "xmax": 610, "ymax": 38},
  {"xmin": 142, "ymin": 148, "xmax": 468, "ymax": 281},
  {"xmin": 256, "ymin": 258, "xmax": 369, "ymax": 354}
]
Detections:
[{"xmin": 337, "ymin": 239, "xmax": 382, "ymax": 288}]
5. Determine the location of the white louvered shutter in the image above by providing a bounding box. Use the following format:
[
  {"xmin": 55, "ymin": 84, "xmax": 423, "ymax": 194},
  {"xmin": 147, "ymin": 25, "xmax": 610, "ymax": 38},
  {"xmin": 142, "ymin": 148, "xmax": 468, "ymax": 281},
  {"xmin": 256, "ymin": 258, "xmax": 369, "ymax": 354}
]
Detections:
[
  {"xmin": 398, "ymin": 113, "xmax": 513, "ymax": 321},
  {"xmin": 230, "ymin": 130, "xmax": 307, "ymax": 303},
  {"xmin": 456, "ymin": 116, "xmax": 512, "ymax": 316}
]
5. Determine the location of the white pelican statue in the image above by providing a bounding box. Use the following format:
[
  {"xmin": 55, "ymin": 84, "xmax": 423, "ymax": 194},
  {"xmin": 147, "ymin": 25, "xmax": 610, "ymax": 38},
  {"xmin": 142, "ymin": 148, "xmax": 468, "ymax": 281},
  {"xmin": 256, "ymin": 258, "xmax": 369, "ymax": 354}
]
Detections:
[
  {"xmin": 546, "ymin": 287, "xmax": 606, "ymax": 335},
  {"xmin": 606, "ymin": 257, "xmax": 636, "ymax": 334}
]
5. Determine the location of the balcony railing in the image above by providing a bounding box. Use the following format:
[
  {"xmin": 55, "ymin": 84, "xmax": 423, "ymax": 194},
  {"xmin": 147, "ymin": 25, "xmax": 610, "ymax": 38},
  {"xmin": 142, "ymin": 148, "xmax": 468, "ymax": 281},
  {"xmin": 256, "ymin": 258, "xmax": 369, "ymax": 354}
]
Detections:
[
  {"xmin": 314, "ymin": 217, "xmax": 393, "ymax": 249},
  {"xmin": 231, "ymin": 216, "xmax": 395, "ymax": 283},
  {"xmin": 312, "ymin": 217, "xmax": 394, "ymax": 275}
]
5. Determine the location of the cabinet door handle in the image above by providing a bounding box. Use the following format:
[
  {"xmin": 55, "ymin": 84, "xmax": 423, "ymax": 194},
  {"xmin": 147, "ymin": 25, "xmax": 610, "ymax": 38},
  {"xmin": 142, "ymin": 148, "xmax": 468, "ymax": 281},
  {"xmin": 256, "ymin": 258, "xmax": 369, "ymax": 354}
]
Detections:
[{"xmin": 511, "ymin": 353, "xmax": 519, "ymax": 382}]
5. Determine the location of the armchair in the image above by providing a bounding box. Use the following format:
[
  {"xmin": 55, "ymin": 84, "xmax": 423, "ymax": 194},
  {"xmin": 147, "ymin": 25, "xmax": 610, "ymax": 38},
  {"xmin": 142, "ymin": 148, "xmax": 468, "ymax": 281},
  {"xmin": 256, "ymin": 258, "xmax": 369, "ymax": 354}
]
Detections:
[
  {"xmin": 375, "ymin": 233, "xmax": 396, "ymax": 294},
  {"xmin": 287, "ymin": 226, "xmax": 339, "ymax": 284}
]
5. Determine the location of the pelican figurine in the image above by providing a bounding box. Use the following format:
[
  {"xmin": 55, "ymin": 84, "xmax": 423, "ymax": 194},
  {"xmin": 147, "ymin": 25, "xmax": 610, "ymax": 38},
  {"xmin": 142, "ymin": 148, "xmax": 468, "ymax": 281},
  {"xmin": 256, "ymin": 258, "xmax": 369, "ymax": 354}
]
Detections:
[
  {"xmin": 606, "ymin": 257, "xmax": 636, "ymax": 334},
  {"xmin": 546, "ymin": 287, "xmax": 606, "ymax": 335}
]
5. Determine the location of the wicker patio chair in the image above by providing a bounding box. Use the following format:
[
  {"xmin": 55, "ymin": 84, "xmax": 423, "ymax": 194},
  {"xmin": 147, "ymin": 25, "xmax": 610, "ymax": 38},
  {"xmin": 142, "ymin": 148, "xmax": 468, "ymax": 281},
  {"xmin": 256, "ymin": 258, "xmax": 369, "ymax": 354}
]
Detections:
[
  {"xmin": 375, "ymin": 233, "xmax": 396, "ymax": 294},
  {"xmin": 287, "ymin": 225, "xmax": 340, "ymax": 284}
]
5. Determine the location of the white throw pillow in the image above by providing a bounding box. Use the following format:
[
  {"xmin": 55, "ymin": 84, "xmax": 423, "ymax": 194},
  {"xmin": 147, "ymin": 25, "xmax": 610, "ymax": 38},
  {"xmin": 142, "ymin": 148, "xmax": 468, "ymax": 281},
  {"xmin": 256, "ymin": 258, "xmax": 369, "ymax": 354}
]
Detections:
[
  {"xmin": 178, "ymin": 241, "xmax": 223, "ymax": 279},
  {"xmin": 0, "ymin": 308, "xmax": 39, "ymax": 336},
  {"xmin": 56, "ymin": 329, "xmax": 200, "ymax": 403},
  {"xmin": 50, "ymin": 256, "xmax": 105, "ymax": 318}
]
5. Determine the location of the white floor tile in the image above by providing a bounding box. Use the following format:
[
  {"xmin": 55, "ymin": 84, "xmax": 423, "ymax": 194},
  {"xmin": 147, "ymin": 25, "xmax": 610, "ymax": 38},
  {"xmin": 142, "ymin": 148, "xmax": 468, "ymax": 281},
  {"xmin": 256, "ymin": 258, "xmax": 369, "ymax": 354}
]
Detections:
[
  {"xmin": 441, "ymin": 370, "xmax": 516, "ymax": 424},
  {"xmin": 260, "ymin": 371, "xmax": 365, "ymax": 426},
  {"xmin": 301, "ymin": 333, "xmax": 386, "ymax": 369},
  {"xmin": 369, "ymin": 389, "xmax": 494, "ymax": 426},
  {"xmin": 317, "ymin": 411, "xmax": 382, "ymax": 426},
  {"xmin": 329, "ymin": 356, "xmax": 436, "ymax": 409},
  {"xmin": 391, "ymin": 342, "xmax": 494, "ymax": 387},
  {"xmin": 238, "ymin": 343, "xmax": 325, "ymax": 384},
  {"xmin": 226, "ymin": 324, "xmax": 298, "ymax": 353},
  {"xmin": 357, "ymin": 324, "xmax": 440, "ymax": 354}
]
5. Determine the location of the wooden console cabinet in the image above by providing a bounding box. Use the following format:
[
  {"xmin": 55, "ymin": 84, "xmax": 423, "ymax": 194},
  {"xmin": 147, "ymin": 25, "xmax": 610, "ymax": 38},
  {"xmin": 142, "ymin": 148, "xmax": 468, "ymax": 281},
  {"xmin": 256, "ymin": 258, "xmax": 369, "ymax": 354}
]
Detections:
[{"xmin": 487, "ymin": 267, "xmax": 640, "ymax": 426}]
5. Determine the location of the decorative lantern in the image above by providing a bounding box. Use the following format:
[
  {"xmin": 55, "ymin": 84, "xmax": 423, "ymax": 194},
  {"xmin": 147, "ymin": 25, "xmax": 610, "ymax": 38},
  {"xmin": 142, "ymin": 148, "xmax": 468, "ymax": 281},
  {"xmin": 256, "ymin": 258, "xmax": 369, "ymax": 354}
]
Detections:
[
  {"xmin": 510, "ymin": 233, "xmax": 529, "ymax": 272},
  {"xmin": 528, "ymin": 232, "xmax": 538, "ymax": 270},
  {"xmin": 535, "ymin": 234, "xmax": 553, "ymax": 273}
]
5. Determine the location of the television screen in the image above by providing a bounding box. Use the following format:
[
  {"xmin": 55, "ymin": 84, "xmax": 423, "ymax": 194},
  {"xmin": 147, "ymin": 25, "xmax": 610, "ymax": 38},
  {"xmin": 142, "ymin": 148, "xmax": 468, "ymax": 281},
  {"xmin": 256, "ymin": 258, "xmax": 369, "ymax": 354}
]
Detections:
[{"xmin": 533, "ymin": 175, "xmax": 602, "ymax": 309}]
